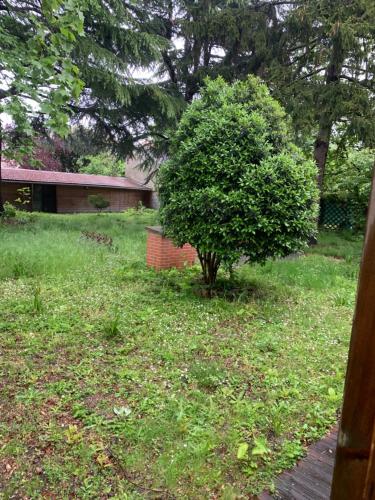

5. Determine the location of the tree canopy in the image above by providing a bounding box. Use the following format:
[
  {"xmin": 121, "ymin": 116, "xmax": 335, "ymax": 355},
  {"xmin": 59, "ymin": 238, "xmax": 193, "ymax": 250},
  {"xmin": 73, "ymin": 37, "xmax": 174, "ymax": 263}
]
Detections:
[
  {"xmin": 142, "ymin": 0, "xmax": 375, "ymax": 185},
  {"xmin": 77, "ymin": 152, "xmax": 125, "ymax": 177},
  {"xmin": 1, "ymin": 0, "xmax": 374, "ymax": 195},
  {"xmin": 267, "ymin": 0, "xmax": 375, "ymax": 189},
  {"xmin": 68, "ymin": 0, "xmax": 183, "ymax": 158},
  {"xmin": 158, "ymin": 77, "xmax": 319, "ymax": 287},
  {"xmin": 0, "ymin": 0, "xmax": 86, "ymax": 210},
  {"xmin": 0, "ymin": 0, "xmax": 85, "ymax": 135}
]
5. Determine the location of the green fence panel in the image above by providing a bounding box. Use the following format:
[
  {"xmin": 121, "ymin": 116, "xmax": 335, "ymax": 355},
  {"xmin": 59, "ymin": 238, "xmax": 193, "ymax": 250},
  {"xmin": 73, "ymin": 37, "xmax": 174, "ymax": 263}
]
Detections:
[{"xmin": 320, "ymin": 199, "xmax": 354, "ymax": 230}]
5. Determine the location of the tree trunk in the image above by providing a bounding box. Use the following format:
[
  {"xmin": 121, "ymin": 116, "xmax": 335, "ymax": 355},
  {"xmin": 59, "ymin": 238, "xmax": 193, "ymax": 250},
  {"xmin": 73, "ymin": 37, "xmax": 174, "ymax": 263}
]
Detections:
[
  {"xmin": 197, "ymin": 250, "xmax": 221, "ymax": 293},
  {"xmin": 161, "ymin": 1, "xmax": 178, "ymax": 86},
  {"xmin": 314, "ymin": 123, "xmax": 332, "ymax": 192},
  {"xmin": 312, "ymin": 117, "xmax": 332, "ymax": 241},
  {"xmin": 313, "ymin": 36, "xmax": 344, "ymax": 194}
]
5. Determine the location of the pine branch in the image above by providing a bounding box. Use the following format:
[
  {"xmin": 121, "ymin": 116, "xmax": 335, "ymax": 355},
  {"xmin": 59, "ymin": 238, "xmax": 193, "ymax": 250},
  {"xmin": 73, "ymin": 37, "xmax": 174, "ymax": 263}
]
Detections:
[
  {"xmin": 339, "ymin": 74, "xmax": 374, "ymax": 91},
  {"xmin": 0, "ymin": 87, "xmax": 18, "ymax": 100},
  {"xmin": 290, "ymin": 66, "xmax": 326, "ymax": 84}
]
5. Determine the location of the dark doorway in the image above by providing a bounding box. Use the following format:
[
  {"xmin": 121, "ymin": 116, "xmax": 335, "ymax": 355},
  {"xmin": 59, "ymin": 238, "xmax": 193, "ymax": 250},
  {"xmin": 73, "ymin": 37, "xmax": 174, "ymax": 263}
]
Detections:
[{"xmin": 32, "ymin": 184, "xmax": 57, "ymax": 213}]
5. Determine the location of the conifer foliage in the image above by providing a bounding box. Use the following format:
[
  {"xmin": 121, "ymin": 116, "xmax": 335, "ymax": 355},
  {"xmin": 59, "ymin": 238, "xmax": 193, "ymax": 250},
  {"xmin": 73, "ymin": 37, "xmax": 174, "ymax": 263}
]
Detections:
[
  {"xmin": 70, "ymin": 0, "xmax": 182, "ymax": 157},
  {"xmin": 144, "ymin": 1, "xmax": 375, "ymax": 187},
  {"xmin": 268, "ymin": 0, "xmax": 375, "ymax": 190}
]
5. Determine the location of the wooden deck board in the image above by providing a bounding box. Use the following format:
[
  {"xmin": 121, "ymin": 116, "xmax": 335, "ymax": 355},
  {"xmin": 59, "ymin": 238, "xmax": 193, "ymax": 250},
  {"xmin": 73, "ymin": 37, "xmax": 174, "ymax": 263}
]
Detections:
[{"xmin": 260, "ymin": 425, "xmax": 338, "ymax": 500}]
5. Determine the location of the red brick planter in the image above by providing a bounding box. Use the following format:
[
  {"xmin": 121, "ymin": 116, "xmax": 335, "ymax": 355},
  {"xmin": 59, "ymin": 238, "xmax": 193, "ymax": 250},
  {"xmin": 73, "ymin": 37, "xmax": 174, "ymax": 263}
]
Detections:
[{"xmin": 146, "ymin": 226, "xmax": 197, "ymax": 270}]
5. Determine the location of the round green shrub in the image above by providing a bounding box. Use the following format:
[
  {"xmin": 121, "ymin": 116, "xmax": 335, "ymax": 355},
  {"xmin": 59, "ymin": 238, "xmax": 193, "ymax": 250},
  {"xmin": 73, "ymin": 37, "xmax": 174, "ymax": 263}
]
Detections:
[
  {"xmin": 158, "ymin": 76, "xmax": 319, "ymax": 287},
  {"xmin": 88, "ymin": 194, "xmax": 110, "ymax": 212}
]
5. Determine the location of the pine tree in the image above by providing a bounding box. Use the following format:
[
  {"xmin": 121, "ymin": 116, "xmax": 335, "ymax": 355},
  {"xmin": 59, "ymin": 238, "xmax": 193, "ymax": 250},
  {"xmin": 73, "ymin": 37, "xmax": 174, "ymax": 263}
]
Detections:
[
  {"xmin": 267, "ymin": 0, "xmax": 375, "ymax": 191},
  {"xmin": 145, "ymin": 0, "xmax": 260, "ymax": 101},
  {"xmin": 69, "ymin": 0, "xmax": 183, "ymax": 158},
  {"xmin": 146, "ymin": 1, "xmax": 375, "ymax": 190},
  {"xmin": 136, "ymin": 0, "xmax": 281, "ymax": 165}
]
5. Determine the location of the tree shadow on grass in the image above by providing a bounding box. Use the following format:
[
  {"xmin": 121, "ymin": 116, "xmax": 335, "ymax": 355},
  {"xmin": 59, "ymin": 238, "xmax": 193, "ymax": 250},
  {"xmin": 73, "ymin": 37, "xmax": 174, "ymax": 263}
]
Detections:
[
  {"xmin": 149, "ymin": 266, "xmax": 282, "ymax": 303},
  {"xmin": 193, "ymin": 274, "xmax": 282, "ymax": 303},
  {"xmin": 116, "ymin": 262, "xmax": 284, "ymax": 304}
]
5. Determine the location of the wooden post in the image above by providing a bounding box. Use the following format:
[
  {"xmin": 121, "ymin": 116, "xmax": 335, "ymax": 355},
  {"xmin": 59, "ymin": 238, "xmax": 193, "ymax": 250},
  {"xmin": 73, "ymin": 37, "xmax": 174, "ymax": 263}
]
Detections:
[{"xmin": 331, "ymin": 168, "xmax": 375, "ymax": 499}]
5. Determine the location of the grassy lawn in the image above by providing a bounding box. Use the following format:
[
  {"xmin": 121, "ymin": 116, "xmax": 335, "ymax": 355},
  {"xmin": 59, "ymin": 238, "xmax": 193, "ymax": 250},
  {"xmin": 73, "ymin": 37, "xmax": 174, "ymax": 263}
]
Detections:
[{"xmin": 0, "ymin": 211, "xmax": 363, "ymax": 498}]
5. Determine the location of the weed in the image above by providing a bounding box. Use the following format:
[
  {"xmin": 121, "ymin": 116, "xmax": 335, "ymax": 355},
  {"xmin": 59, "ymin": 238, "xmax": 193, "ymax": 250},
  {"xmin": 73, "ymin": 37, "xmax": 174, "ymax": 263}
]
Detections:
[
  {"xmin": 102, "ymin": 311, "xmax": 121, "ymax": 339},
  {"xmin": 32, "ymin": 285, "xmax": 43, "ymax": 313},
  {"xmin": 189, "ymin": 361, "xmax": 227, "ymax": 390},
  {"xmin": 13, "ymin": 261, "xmax": 28, "ymax": 279}
]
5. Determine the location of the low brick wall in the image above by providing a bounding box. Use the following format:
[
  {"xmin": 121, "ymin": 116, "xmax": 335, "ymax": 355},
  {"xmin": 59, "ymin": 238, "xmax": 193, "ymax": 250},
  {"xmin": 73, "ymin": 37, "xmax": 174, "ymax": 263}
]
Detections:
[{"xmin": 146, "ymin": 226, "xmax": 197, "ymax": 270}]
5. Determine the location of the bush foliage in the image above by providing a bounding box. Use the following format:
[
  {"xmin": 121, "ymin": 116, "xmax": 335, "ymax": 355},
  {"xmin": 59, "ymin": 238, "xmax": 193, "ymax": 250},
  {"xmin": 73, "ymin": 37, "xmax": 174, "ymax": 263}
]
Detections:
[
  {"xmin": 0, "ymin": 202, "xmax": 35, "ymax": 225},
  {"xmin": 324, "ymin": 148, "xmax": 374, "ymax": 229},
  {"xmin": 158, "ymin": 77, "xmax": 319, "ymax": 287},
  {"xmin": 88, "ymin": 194, "xmax": 110, "ymax": 212}
]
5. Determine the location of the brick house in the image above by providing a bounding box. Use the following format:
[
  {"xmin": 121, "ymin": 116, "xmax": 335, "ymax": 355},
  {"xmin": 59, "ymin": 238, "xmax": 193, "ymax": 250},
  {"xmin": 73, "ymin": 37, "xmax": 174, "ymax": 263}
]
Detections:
[{"xmin": 1, "ymin": 167, "xmax": 152, "ymax": 213}]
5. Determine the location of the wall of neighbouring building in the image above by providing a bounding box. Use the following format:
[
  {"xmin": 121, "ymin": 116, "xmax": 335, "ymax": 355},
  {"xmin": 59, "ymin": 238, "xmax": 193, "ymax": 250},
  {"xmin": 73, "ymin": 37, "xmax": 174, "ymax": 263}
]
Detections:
[
  {"xmin": 126, "ymin": 157, "xmax": 159, "ymax": 209},
  {"xmin": 56, "ymin": 186, "xmax": 151, "ymax": 213},
  {"xmin": 2, "ymin": 182, "xmax": 151, "ymax": 213},
  {"xmin": 2, "ymin": 182, "xmax": 32, "ymax": 210}
]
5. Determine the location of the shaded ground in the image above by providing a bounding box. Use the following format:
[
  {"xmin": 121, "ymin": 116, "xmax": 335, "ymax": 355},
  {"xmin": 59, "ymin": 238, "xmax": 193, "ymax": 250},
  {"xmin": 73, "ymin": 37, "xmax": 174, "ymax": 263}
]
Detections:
[{"xmin": 0, "ymin": 212, "xmax": 363, "ymax": 497}]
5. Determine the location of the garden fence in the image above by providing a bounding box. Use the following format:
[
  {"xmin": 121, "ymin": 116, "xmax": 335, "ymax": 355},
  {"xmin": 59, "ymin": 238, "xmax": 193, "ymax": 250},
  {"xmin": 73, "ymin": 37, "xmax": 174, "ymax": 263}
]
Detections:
[{"xmin": 319, "ymin": 198, "xmax": 355, "ymax": 230}]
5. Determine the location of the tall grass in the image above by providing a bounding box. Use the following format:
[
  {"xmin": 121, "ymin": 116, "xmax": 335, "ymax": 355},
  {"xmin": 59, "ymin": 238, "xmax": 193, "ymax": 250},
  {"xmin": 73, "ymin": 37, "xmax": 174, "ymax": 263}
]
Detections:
[
  {"xmin": 0, "ymin": 210, "xmax": 157, "ymax": 280},
  {"xmin": 308, "ymin": 230, "xmax": 364, "ymax": 262},
  {"xmin": 0, "ymin": 211, "xmax": 364, "ymax": 497}
]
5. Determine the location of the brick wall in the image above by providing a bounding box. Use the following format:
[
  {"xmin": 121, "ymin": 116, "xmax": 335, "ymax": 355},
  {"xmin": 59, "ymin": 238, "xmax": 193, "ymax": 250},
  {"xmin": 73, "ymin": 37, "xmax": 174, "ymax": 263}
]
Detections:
[
  {"xmin": 2, "ymin": 182, "xmax": 151, "ymax": 213},
  {"xmin": 146, "ymin": 227, "xmax": 197, "ymax": 270},
  {"xmin": 56, "ymin": 185, "xmax": 151, "ymax": 213}
]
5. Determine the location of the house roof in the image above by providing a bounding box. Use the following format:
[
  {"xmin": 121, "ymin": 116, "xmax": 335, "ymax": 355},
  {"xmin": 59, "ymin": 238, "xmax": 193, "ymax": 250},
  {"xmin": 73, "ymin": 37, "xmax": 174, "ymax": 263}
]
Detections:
[
  {"xmin": 2, "ymin": 159, "xmax": 19, "ymax": 169},
  {"xmin": 2, "ymin": 167, "xmax": 151, "ymax": 191}
]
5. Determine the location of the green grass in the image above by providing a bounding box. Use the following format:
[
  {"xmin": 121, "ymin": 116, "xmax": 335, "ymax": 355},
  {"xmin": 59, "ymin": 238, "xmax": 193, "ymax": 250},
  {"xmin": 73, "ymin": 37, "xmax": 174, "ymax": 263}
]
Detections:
[{"xmin": 0, "ymin": 212, "xmax": 363, "ymax": 498}]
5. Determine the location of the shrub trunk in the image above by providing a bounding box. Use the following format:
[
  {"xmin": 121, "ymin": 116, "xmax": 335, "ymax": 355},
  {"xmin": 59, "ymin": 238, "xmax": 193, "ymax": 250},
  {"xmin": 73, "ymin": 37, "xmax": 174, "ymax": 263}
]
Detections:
[{"xmin": 197, "ymin": 250, "xmax": 221, "ymax": 289}]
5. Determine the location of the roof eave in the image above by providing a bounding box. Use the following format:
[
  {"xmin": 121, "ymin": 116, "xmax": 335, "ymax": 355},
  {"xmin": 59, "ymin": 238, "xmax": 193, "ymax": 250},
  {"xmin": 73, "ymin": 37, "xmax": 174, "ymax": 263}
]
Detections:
[{"xmin": 2, "ymin": 179, "xmax": 152, "ymax": 191}]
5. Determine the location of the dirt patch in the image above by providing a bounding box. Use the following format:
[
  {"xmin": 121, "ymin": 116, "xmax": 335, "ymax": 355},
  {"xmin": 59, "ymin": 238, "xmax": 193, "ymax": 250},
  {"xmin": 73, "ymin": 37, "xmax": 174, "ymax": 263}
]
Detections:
[{"xmin": 0, "ymin": 457, "xmax": 18, "ymax": 481}]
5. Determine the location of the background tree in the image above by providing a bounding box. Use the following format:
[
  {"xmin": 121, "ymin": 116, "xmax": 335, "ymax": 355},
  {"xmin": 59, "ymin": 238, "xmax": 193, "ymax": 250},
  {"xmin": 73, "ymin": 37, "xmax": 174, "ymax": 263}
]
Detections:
[
  {"xmin": 68, "ymin": 0, "xmax": 183, "ymax": 159},
  {"xmin": 147, "ymin": 0, "xmax": 229, "ymax": 102},
  {"xmin": 137, "ymin": 0, "xmax": 284, "ymax": 166},
  {"xmin": 16, "ymin": 125, "xmax": 108, "ymax": 173},
  {"xmin": 158, "ymin": 77, "xmax": 319, "ymax": 289},
  {"xmin": 13, "ymin": 0, "xmax": 185, "ymax": 173},
  {"xmin": 145, "ymin": 0, "xmax": 375, "ymax": 190},
  {"xmin": 264, "ymin": 0, "xmax": 375, "ymax": 190},
  {"xmin": 147, "ymin": 0, "xmax": 281, "ymax": 100},
  {"xmin": 77, "ymin": 152, "xmax": 125, "ymax": 177},
  {"xmin": 0, "ymin": 0, "xmax": 85, "ymax": 211}
]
